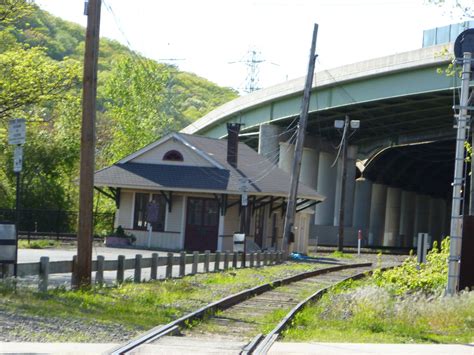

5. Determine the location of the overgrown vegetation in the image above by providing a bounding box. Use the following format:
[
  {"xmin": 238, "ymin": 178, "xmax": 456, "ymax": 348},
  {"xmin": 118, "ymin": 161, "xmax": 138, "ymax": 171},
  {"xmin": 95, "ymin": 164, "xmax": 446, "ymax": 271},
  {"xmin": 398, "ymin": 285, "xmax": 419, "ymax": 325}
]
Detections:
[
  {"xmin": 330, "ymin": 250, "xmax": 354, "ymax": 259},
  {"xmin": 372, "ymin": 238, "xmax": 449, "ymax": 294},
  {"xmin": 283, "ymin": 238, "xmax": 474, "ymax": 344},
  {"xmin": 0, "ymin": 1, "xmax": 238, "ymax": 215},
  {"xmin": 0, "ymin": 262, "xmax": 324, "ymax": 341},
  {"xmin": 18, "ymin": 239, "xmax": 60, "ymax": 249}
]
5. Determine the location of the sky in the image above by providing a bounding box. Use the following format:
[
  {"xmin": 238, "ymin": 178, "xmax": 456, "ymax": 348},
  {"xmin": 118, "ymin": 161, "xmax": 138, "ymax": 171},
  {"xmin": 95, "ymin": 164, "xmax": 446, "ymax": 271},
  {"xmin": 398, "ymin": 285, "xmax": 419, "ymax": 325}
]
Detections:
[{"xmin": 35, "ymin": 0, "xmax": 464, "ymax": 93}]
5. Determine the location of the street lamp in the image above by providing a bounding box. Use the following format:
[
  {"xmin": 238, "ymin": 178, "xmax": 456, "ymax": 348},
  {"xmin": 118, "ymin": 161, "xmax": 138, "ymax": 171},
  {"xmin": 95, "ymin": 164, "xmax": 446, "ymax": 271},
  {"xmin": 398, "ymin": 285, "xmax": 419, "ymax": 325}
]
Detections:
[{"xmin": 335, "ymin": 115, "xmax": 359, "ymax": 252}]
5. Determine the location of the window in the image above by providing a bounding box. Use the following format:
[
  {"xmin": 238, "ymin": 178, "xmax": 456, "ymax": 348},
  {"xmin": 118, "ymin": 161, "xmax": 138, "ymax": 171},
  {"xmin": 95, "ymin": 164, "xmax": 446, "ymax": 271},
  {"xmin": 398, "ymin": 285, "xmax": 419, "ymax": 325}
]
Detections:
[
  {"xmin": 133, "ymin": 193, "xmax": 167, "ymax": 231},
  {"xmin": 133, "ymin": 193, "xmax": 149, "ymax": 230},
  {"xmin": 163, "ymin": 150, "xmax": 183, "ymax": 162},
  {"xmin": 150, "ymin": 194, "xmax": 166, "ymax": 232}
]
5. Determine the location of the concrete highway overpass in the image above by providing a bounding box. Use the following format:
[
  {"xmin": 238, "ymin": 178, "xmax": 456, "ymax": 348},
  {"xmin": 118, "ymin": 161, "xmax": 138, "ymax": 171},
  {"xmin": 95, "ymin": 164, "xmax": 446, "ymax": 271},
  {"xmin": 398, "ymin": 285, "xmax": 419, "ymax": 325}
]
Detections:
[{"xmin": 182, "ymin": 43, "xmax": 474, "ymax": 249}]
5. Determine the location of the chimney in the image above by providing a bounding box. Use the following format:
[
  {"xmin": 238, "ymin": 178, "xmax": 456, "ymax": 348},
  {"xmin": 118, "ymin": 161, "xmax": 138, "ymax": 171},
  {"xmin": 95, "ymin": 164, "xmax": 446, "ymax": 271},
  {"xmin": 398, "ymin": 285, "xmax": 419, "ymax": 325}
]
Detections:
[{"xmin": 227, "ymin": 123, "xmax": 242, "ymax": 168}]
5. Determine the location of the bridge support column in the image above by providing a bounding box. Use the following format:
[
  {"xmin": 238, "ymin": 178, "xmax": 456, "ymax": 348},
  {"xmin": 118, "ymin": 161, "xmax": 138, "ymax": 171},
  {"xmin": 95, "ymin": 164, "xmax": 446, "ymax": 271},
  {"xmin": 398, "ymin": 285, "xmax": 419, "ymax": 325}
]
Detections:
[
  {"xmin": 368, "ymin": 183, "xmax": 387, "ymax": 246},
  {"xmin": 314, "ymin": 151, "xmax": 337, "ymax": 226},
  {"xmin": 278, "ymin": 141, "xmax": 294, "ymax": 174},
  {"xmin": 383, "ymin": 187, "xmax": 401, "ymax": 247},
  {"xmin": 301, "ymin": 147, "xmax": 319, "ymax": 189},
  {"xmin": 278, "ymin": 143, "xmax": 319, "ymax": 189},
  {"xmin": 440, "ymin": 199, "xmax": 448, "ymax": 240},
  {"xmin": 413, "ymin": 194, "xmax": 430, "ymax": 244},
  {"xmin": 258, "ymin": 124, "xmax": 283, "ymax": 165},
  {"xmin": 352, "ymin": 178, "xmax": 372, "ymax": 240},
  {"xmin": 429, "ymin": 198, "xmax": 445, "ymax": 245},
  {"xmin": 399, "ymin": 190, "xmax": 416, "ymax": 247}
]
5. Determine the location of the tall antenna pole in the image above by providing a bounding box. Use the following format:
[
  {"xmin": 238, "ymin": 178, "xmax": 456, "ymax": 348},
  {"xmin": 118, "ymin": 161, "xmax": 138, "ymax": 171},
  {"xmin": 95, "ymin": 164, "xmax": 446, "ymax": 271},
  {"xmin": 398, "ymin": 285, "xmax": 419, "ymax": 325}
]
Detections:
[
  {"xmin": 75, "ymin": 0, "xmax": 101, "ymax": 287},
  {"xmin": 282, "ymin": 24, "xmax": 318, "ymax": 252},
  {"xmin": 447, "ymin": 51, "xmax": 471, "ymax": 295},
  {"xmin": 337, "ymin": 115, "xmax": 350, "ymax": 252}
]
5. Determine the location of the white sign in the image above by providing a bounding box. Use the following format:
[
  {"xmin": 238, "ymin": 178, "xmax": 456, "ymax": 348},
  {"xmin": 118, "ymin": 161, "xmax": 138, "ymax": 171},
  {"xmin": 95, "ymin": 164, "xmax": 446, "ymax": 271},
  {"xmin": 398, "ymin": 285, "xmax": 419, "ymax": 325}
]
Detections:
[
  {"xmin": 239, "ymin": 178, "xmax": 249, "ymax": 206},
  {"xmin": 241, "ymin": 191, "xmax": 248, "ymax": 206},
  {"xmin": 13, "ymin": 146, "xmax": 23, "ymax": 173},
  {"xmin": 8, "ymin": 119, "xmax": 26, "ymax": 145}
]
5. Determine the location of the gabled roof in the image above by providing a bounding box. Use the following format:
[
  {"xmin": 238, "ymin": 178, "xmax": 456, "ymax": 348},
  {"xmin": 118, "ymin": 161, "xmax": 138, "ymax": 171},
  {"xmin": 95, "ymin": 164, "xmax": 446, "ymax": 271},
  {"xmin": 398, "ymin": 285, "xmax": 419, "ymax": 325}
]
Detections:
[{"xmin": 94, "ymin": 133, "xmax": 325, "ymax": 202}]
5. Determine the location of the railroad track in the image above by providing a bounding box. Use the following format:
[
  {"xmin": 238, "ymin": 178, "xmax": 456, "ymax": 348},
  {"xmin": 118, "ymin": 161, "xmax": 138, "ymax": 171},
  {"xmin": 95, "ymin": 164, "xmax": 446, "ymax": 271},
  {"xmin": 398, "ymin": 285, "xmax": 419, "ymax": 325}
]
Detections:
[{"xmin": 109, "ymin": 262, "xmax": 374, "ymax": 355}]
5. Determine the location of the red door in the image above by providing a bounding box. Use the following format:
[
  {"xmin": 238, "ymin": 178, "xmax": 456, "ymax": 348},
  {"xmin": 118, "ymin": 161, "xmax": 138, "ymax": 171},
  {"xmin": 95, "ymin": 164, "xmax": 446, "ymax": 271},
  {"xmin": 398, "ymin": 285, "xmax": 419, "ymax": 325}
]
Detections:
[{"xmin": 184, "ymin": 197, "xmax": 219, "ymax": 252}]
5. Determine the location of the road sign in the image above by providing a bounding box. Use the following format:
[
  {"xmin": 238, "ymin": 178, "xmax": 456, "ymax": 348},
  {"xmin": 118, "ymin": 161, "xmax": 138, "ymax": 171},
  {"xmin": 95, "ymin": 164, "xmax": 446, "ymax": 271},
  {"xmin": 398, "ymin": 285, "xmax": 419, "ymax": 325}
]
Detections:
[
  {"xmin": 8, "ymin": 119, "xmax": 26, "ymax": 145},
  {"xmin": 13, "ymin": 145, "xmax": 23, "ymax": 173}
]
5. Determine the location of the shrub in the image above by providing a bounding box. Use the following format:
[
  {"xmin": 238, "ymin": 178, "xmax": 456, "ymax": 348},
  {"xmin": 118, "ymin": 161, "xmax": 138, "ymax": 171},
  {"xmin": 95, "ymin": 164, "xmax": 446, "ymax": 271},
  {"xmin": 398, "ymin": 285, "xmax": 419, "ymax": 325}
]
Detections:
[
  {"xmin": 372, "ymin": 237, "xmax": 449, "ymax": 294},
  {"xmin": 110, "ymin": 225, "xmax": 136, "ymax": 243}
]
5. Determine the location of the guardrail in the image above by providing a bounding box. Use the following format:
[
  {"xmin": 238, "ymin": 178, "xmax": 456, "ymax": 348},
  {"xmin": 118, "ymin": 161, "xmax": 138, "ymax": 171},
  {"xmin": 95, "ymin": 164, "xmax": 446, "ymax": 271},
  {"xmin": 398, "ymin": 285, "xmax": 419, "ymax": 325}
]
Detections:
[{"xmin": 8, "ymin": 250, "xmax": 284, "ymax": 292}]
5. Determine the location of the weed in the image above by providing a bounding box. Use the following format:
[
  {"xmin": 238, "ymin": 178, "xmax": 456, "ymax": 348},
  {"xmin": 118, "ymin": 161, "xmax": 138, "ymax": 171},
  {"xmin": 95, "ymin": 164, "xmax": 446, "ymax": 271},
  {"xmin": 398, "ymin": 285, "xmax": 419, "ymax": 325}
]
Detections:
[
  {"xmin": 18, "ymin": 239, "xmax": 61, "ymax": 249},
  {"xmin": 373, "ymin": 238, "xmax": 449, "ymax": 294},
  {"xmin": 0, "ymin": 261, "xmax": 327, "ymax": 341},
  {"xmin": 283, "ymin": 248, "xmax": 474, "ymax": 345},
  {"xmin": 330, "ymin": 250, "xmax": 353, "ymax": 259}
]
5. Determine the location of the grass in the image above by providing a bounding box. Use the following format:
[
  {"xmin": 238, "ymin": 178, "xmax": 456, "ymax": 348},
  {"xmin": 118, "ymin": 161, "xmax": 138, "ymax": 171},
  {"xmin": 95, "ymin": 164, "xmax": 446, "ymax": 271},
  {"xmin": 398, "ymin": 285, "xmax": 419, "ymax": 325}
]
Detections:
[
  {"xmin": 18, "ymin": 239, "xmax": 61, "ymax": 249},
  {"xmin": 330, "ymin": 250, "xmax": 354, "ymax": 259},
  {"xmin": 0, "ymin": 262, "xmax": 328, "ymax": 341},
  {"xmin": 282, "ymin": 278, "xmax": 474, "ymax": 344}
]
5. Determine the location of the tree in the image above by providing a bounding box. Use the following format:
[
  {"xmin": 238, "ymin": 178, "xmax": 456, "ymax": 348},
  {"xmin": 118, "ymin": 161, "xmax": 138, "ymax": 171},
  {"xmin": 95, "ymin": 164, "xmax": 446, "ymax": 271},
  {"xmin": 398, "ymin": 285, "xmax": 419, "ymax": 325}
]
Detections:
[
  {"xmin": 427, "ymin": 0, "xmax": 472, "ymax": 18},
  {"xmin": 100, "ymin": 56, "xmax": 176, "ymax": 163},
  {"xmin": 0, "ymin": 46, "xmax": 80, "ymax": 123},
  {"xmin": 0, "ymin": 0, "xmax": 33, "ymax": 24}
]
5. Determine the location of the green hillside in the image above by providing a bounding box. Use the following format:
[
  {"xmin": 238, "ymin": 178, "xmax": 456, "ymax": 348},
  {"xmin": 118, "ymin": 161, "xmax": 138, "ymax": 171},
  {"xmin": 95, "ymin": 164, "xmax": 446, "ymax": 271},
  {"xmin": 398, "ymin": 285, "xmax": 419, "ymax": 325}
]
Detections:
[{"xmin": 0, "ymin": 1, "xmax": 238, "ymax": 211}]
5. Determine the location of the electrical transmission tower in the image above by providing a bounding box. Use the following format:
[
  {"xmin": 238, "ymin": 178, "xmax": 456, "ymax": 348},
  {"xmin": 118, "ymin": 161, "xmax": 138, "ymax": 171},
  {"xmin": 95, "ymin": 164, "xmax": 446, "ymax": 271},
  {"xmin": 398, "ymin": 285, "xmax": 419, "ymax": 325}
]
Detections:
[{"xmin": 229, "ymin": 48, "xmax": 278, "ymax": 94}]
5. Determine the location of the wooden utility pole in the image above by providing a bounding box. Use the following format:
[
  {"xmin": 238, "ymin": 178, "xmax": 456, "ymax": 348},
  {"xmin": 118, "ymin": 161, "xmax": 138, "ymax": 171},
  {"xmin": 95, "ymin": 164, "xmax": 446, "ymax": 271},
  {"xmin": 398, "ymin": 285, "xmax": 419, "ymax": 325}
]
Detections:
[
  {"xmin": 75, "ymin": 0, "xmax": 101, "ymax": 287},
  {"xmin": 282, "ymin": 24, "xmax": 318, "ymax": 252},
  {"xmin": 337, "ymin": 115, "xmax": 350, "ymax": 252}
]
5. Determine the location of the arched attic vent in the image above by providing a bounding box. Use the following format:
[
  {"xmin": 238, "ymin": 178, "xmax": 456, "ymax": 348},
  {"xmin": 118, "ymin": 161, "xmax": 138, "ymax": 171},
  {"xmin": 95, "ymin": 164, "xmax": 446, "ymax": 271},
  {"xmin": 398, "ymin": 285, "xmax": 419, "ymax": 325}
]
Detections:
[{"xmin": 163, "ymin": 150, "xmax": 184, "ymax": 162}]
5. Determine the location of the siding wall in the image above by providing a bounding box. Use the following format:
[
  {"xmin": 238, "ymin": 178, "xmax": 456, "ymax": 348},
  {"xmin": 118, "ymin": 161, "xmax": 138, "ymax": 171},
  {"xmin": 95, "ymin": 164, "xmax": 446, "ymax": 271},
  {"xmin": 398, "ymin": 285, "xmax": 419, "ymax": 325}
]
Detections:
[
  {"xmin": 133, "ymin": 230, "xmax": 182, "ymax": 250},
  {"xmin": 130, "ymin": 140, "xmax": 212, "ymax": 167},
  {"xmin": 117, "ymin": 191, "xmax": 134, "ymax": 229},
  {"xmin": 114, "ymin": 189, "xmax": 309, "ymax": 252},
  {"xmin": 223, "ymin": 202, "xmax": 240, "ymax": 235}
]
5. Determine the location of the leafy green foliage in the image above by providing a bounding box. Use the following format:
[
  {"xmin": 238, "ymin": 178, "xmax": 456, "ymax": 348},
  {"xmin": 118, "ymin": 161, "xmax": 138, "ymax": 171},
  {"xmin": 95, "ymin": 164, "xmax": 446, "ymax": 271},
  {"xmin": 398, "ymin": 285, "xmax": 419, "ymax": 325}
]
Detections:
[
  {"xmin": 18, "ymin": 239, "xmax": 60, "ymax": 249},
  {"xmin": 426, "ymin": 0, "xmax": 472, "ymax": 18},
  {"xmin": 372, "ymin": 238, "xmax": 449, "ymax": 294},
  {"xmin": 0, "ymin": 45, "xmax": 80, "ymax": 123},
  {"xmin": 101, "ymin": 57, "xmax": 173, "ymax": 162},
  {"xmin": 0, "ymin": 3, "xmax": 238, "ymax": 213},
  {"xmin": 284, "ymin": 284, "xmax": 474, "ymax": 344},
  {"xmin": 330, "ymin": 250, "xmax": 354, "ymax": 259},
  {"xmin": 0, "ymin": 0, "xmax": 33, "ymax": 24},
  {"xmin": 0, "ymin": 262, "xmax": 325, "ymax": 341}
]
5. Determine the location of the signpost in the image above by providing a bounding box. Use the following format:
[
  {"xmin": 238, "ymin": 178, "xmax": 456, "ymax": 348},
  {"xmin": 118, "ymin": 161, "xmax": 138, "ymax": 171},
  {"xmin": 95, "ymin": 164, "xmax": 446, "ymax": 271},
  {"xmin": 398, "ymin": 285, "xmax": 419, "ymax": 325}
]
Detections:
[
  {"xmin": 8, "ymin": 119, "xmax": 26, "ymax": 145},
  {"xmin": 7, "ymin": 118, "xmax": 26, "ymax": 277},
  {"xmin": 13, "ymin": 146, "xmax": 23, "ymax": 173}
]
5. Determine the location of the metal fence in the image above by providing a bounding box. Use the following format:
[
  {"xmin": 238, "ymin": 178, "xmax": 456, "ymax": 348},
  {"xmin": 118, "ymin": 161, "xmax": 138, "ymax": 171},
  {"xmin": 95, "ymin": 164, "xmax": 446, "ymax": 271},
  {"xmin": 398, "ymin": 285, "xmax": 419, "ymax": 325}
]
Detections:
[{"xmin": 0, "ymin": 209, "xmax": 115, "ymax": 239}]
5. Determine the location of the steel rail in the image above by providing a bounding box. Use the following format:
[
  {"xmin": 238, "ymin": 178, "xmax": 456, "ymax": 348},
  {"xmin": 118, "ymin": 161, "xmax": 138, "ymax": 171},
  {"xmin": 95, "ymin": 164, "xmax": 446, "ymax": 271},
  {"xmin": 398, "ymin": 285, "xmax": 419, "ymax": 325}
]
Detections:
[
  {"xmin": 251, "ymin": 266, "xmax": 393, "ymax": 355},
  {"xmin": 108, "ymin": 262, "xmax": 372, "ymax": 355}
]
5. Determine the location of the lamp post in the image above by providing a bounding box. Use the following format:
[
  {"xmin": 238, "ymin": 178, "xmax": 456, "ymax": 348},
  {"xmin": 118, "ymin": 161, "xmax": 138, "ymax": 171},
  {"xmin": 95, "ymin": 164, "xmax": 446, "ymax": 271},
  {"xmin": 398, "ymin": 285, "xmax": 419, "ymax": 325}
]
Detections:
[{"xmin": 335, "ymin": 116, "xmax": 359, "ymax": 252}]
